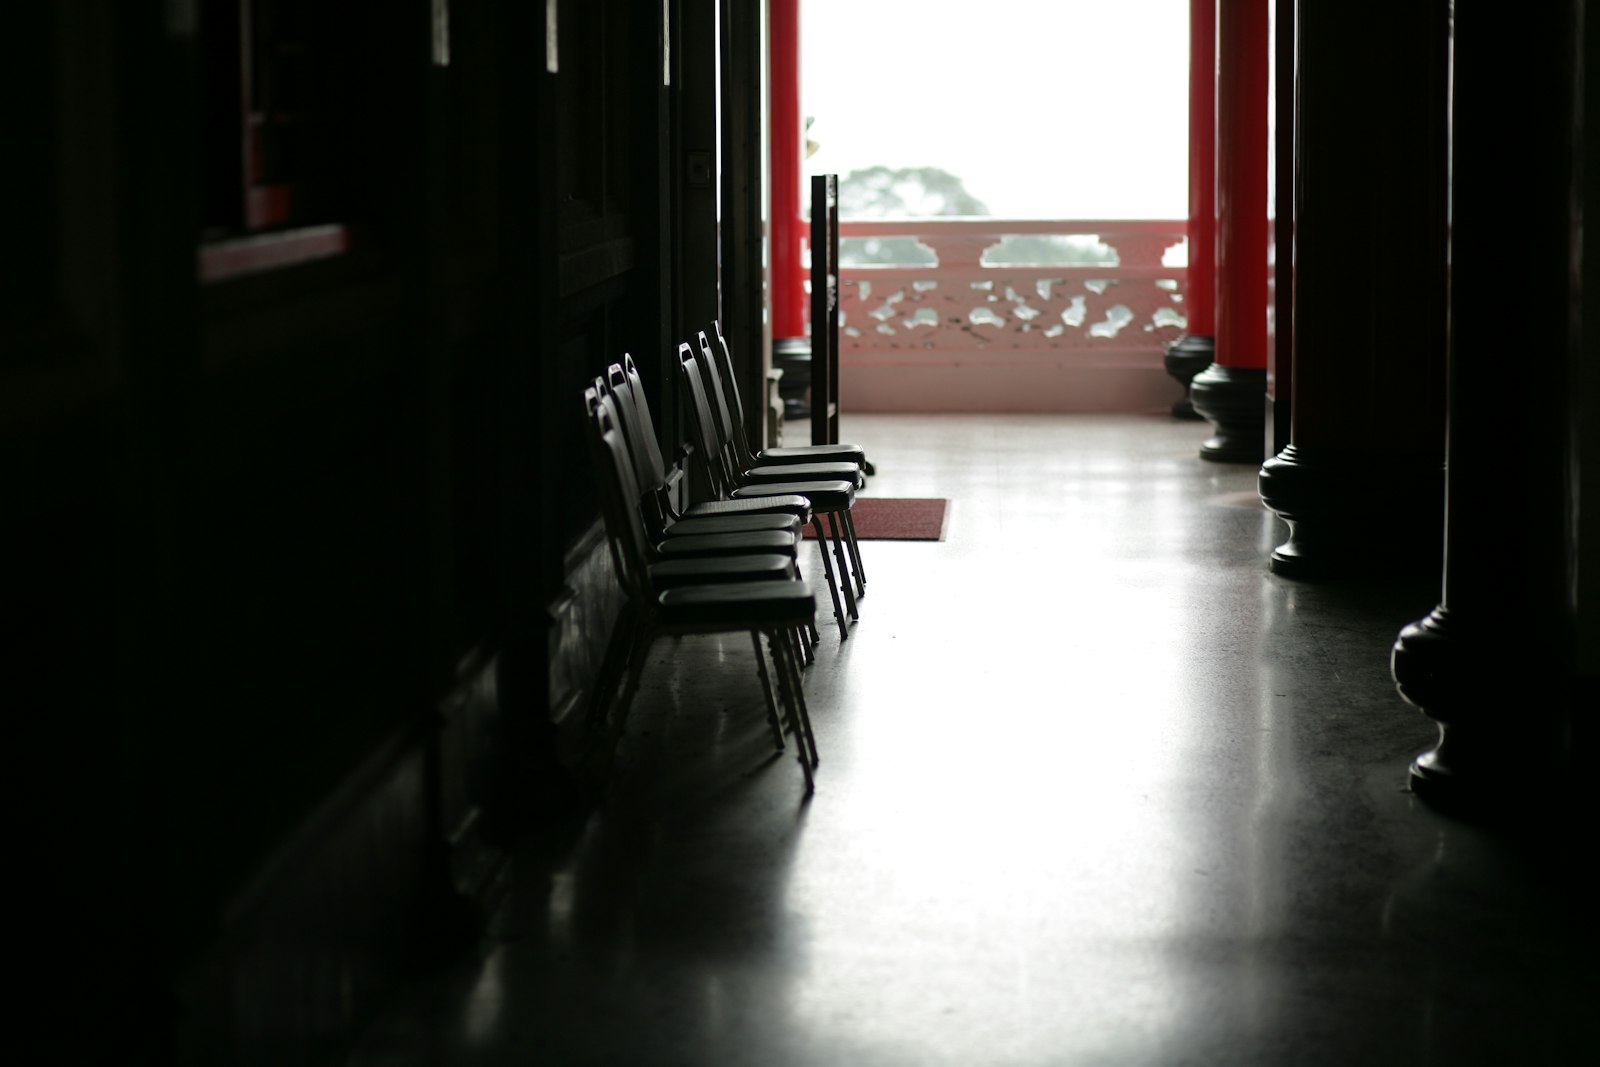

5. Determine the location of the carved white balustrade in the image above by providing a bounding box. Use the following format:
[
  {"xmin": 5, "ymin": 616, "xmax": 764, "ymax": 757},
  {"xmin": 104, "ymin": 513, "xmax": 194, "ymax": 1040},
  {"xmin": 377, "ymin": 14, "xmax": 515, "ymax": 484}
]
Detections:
[{"xmin": 834, "ymin": 219, "xmax": 1188, "ymax": 369}]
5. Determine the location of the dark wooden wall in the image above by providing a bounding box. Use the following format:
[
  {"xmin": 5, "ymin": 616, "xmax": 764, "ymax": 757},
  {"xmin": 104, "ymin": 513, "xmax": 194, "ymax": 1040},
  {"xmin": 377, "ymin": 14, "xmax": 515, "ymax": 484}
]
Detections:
[{"xmin": 0, "ymin": 1, "xmax": 720, "ymax": 1062}]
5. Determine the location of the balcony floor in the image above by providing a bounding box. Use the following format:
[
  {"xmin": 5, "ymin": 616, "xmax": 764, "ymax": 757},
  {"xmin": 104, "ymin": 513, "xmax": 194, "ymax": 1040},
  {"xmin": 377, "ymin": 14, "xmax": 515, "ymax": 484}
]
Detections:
[{"xmin": 349, "ymin": 414, "xmax": 1600, "ymax": 1067}]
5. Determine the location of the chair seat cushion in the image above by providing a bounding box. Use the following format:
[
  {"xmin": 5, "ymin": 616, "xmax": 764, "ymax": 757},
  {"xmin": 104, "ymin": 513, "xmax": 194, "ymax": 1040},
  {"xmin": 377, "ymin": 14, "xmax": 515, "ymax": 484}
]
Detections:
[
  {"xmin": 649, "ymin": 554, "xmax": 796, "ymax": 588},
  {"xmin": 663, "ymin": 513, "xmax": 802, "ymax": 537},
  {"xmin": 743, "ymin": 462, "xmax": 864, "ymax": 489},
  {"xmin": 658, "ymin": 579, "xmax": 816, "ymax": 626},
  {"xmin": 730, "ymin": 480, "xmax": 856, "ymax": 511},
  {"xmin": 758, "ymin": 444, "xmax": 867, "ymax": 467},
  {"xmin": 655, "ymin": 529, "xmax": 798, "ymax": 557},
  {"xmin": 681, "ymin": 496, "xmax": 813, "ymax": 524}
]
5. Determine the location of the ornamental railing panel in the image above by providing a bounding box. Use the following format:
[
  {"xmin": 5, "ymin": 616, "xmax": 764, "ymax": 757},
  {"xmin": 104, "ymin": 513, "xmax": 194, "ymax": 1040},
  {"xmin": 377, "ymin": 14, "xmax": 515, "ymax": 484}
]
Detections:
[{"xmin": 834, "ymin": 219, "xmax": 1187, "ymax": 366}]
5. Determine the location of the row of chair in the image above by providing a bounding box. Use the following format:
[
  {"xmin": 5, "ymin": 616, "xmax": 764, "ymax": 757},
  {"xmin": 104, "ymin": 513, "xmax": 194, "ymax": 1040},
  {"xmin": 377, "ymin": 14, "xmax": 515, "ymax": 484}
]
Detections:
[{"xmin": 580, "ymin": 322, "xmax": 868, "ymax": 793}]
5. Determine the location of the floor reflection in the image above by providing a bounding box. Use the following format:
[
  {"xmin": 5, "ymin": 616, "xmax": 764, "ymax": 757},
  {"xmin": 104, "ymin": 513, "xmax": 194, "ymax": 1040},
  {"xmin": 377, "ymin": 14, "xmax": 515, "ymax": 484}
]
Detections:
[{"xmin": 349, "ymin": 414, "xmax": 1600, "ymax": 1067}]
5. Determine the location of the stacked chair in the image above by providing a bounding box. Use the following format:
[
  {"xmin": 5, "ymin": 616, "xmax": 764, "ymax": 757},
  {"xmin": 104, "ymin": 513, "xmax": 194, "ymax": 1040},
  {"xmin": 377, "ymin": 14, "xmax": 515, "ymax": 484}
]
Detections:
[
  {"xmin": 677, "ymin": 339, "xmax": 865, "ymax": 638},
  {"xmin": 582, "ymin": 382, "xmax": 820, "ymax": 793},
  {"xmin": 693, "ymin": 322, "xmax": 871, "ymax": 607},
  {"xmin": 704, "ymin": 320, "xmax": 868, "ymax": 477},
  {"xmin": 579, "ymin": 321, "xmax": 869, "ymax": 795},
  {"xmin": 608, "ymin": 357, "xmax": 808, "ymax": 548},
  {"xmin": 604, "ymin": 355, "xmax": 822, "ymax": 654}
]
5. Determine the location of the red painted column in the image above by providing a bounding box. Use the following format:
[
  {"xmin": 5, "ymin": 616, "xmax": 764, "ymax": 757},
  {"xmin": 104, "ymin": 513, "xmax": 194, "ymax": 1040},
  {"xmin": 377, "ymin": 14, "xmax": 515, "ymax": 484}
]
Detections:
[
  {"xmin": 768, "ymin": 0, "xmax": 805, "ymax": 340},
  {"xmin": 1163, "ymin": 0, "xmax": 1218, "ymax": 418},
  {"xmin": 1187, "ymin": 0, "xmax": 1217, "ymax": 341},
  {"xmin": 1190, "ymin": 0, "xmax": 1269, "ymax": 462},
  {"xmin": 1213, "ymin": 0, "xmax": 1268, "ymax": 373}
]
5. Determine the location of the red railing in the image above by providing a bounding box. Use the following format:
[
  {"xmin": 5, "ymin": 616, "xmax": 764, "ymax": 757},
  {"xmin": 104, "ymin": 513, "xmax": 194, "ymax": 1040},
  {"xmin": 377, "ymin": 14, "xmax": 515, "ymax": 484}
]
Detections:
[{"xmin": 836, "ymin": 219, "xmax": 1188, "ymax": 367}]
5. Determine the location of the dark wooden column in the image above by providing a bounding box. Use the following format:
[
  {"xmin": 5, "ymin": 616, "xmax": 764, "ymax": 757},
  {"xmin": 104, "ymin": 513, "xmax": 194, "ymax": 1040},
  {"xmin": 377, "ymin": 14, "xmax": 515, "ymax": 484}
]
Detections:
[
  {"xmin": 720, "ymin": 0, "xmax": 770, "ymax": 445},
  {"xmin": 1190, "ymin": 0, "xmax": 1269, "ymax": 463},
  {"xmin": 1391, "ymin": 2, "xmax": 1584, "ymax": 808},
  {"xmin": 1256, "ymin": 0, "xmax": 1448, "ymax": 579},
  {"xmin": 1581, "ymin": 3, "xmax": 1600, "ymax": 750},
  {"xmin": 673, "ymin": 0, "xmax": 720, "ymax": 452},
  {"xmin": 677, "ymin": 0, "xmax": 720, "ymax": 335},
  {"xmin": 1163, "ymin": 0, "xmax": 1217, "ymax": 419}
]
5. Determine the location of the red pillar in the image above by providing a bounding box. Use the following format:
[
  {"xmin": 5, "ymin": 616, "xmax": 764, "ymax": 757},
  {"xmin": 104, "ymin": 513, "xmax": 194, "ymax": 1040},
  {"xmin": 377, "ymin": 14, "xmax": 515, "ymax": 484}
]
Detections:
[
  {"xmin": 1190, "ymin": 0, "xmax": 1268, "ymax": 462},
  {"xmin": 1213, "ymin": 0, "xmax": 1268, "ymax": 373},
  {"xmin": 1164, "ymin": 0, "xmax": 1217, "ymax": 418},
  {"xmin": 768, "ymin": 0, "xmax": 805, "ymax": 340}
]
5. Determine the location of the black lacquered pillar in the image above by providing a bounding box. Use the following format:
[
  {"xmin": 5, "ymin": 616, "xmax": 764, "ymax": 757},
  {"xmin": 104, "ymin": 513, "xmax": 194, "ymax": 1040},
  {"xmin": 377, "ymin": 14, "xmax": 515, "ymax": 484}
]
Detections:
[
  {"xmin": 1391, "ymin": 2, "xmax": 1583, "ymax": 807},
  {"xmin": 1256, "ymin": 1, "xmax": 1449, "ymax": 579}
]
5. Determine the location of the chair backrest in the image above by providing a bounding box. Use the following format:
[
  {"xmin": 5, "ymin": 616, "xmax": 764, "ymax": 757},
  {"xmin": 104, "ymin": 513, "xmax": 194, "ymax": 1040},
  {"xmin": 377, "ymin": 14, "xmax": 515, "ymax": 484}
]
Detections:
[
  {"xmin": 621, "ymin": 355, "xmax": 668, "ymax": 475},
  {"xmin": 582, "ymin": 382, "xmax": 655, "ymax": 600},
  {"xmin": 603, "ymin": 357, "xmax": 674, "ymax": 537},
  {"xmin": 707, "ymin": 320, "xmax": 762, "ymax": 469},
  {"xmin": 691, "ymin": 330, "xmax": 741, "ymax": 465},
  {"xmin": 676, "ymin": 341, "xmax": 737, "ymax": 497},
  {"xmin": 605, "ymin": 358, "xmax": 665, "ymax": 492}
]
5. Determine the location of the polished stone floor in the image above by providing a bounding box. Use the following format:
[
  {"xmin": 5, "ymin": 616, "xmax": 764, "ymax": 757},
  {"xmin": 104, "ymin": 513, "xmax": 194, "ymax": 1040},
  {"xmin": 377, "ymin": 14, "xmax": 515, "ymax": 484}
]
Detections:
[{"xmin": 349, "ymin": 414, "xmax": 1599, "ymax": 1067}]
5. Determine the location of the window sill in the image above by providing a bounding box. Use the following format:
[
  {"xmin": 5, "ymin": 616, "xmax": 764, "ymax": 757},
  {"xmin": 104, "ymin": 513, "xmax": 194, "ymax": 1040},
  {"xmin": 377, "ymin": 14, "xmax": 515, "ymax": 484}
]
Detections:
[{"xmin": 199, "ymin": 224, "xmax": 350, "ymax": 284}]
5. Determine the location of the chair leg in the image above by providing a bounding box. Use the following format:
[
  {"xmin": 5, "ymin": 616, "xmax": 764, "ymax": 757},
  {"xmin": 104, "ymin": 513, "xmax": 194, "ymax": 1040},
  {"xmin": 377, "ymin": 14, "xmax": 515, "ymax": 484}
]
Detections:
[
  {"xmin": 827, "ymin": 513, "xmax": 859, "ymax": 621},
  {"xmin": 810, "ymin": 516, "xmax": 850, "ymax": 640},
  {"xmin": 750, "ymin": 630, "xmax": 786, "ymax": 750},
  {"xmin": 842, "ymin": 507, "xmax": 867, "ymax": 593},
  {"xmin": 772, "ymin": 628, "xmax": 820, "ymax": 772},
  {"xmin": 768, "ymin": 630, "xmax": 816, "ymax": 791},
  {"xmin": 790, "ymin": 633, "xmax": 820, "ymax": 769},
  {"xmin": 795, "ymin": 560, "xmax": 822, "ymax": 645}
]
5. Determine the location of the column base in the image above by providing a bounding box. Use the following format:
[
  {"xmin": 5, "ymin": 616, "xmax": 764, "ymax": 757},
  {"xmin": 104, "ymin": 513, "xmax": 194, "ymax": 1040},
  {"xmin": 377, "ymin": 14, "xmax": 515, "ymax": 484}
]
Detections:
[
  {"xmin": 1266, "ymin": 393, "xmax": 1290, "ymax": 457},
  {"xmin": 1392, "ymin": 606, "xmax": 1572, "ymax": 815},
  {"xmin": 1163, "ymin": 334, "xmax": 1214, "ymax": 420},
  {"xmin": 1258, "ymin": 444, "xmax": 1444, "ymax": 580},
  {"xmin": 1190, "ymin": 364, "xmax": 1265, "ymax": 463},
  {"xmin": 773, "ymin": 337, "xmax": 812, "ymax": 420}
]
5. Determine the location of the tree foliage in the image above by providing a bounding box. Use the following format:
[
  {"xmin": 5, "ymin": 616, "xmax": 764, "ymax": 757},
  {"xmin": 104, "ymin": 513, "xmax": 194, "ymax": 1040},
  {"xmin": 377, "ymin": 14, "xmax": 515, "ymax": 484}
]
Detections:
[
  {"xmin": 834, "ymin": 165, "xmax": 1118, "ymax": 268},
  {"xmin": 838, "ymin": 165, "xmax": 991, "ymax": 218},
  {"xmin": 836, "ymin": 165, "xmax": 987, "ymax": 266}
]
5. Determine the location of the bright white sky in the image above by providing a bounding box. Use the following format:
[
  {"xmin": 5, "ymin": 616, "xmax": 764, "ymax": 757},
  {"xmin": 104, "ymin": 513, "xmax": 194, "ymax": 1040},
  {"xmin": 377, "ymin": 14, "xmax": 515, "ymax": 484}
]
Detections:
[{"xmin": 801, "ymin": 0, "xmax": 1190, "ymax": 219}]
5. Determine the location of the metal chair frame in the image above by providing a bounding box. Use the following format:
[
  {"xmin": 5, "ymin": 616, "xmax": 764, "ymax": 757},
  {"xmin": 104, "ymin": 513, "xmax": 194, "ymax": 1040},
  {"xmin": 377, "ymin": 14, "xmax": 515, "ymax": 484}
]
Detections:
[
  {"xmin": 677, "ymin": 342, "xmax": 861, "ymax": 639},
  {"xmin": 582, "ymin": 386, "xmax": 820, "ymax": 791}
]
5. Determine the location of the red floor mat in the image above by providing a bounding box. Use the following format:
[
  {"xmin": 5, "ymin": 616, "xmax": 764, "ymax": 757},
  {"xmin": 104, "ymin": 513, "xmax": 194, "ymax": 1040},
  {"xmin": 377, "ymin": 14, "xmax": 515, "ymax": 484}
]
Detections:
[{"xmin": 801, "ymin": 497, "xmax": 948, "ymax": 541}]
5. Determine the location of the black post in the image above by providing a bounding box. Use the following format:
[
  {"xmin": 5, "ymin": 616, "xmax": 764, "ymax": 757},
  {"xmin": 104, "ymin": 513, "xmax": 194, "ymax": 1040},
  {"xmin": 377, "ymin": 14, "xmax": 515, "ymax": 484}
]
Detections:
[
  {"xmin": 1391, "ymin": 2, "xmax": 1584, "ymax": 809},
  {"xmin": 809, "ymin": 173, "xmax": 839, "ymax": 446}
]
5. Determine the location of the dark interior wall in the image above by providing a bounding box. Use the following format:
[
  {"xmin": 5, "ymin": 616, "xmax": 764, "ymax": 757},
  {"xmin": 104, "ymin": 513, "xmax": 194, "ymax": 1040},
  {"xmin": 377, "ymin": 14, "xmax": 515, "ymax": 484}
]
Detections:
[
  {"xmin": 1, "ymin": 0, "xmax": 693, "ymax": 1062},
  {"xmin": 543, "ymin": 0, "xmax": 677, "ymax": 548}
]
